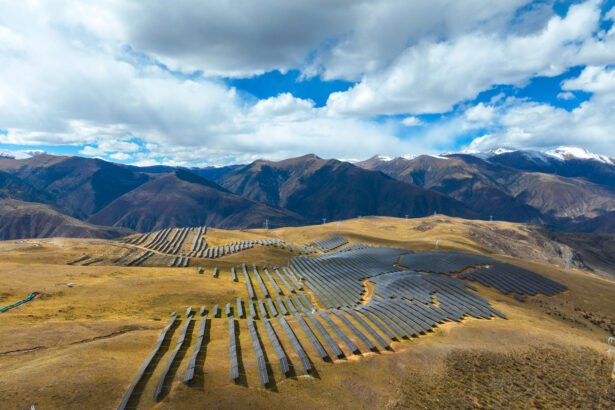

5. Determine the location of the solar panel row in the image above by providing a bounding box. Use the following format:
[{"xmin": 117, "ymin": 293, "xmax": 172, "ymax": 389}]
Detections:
[
  {"xmin": 154, "ymin": 317, "xmax": 192, "ymax": 401},
  {"xmin": 277, "ymin": 316, "xmax": 312, "ymax": 372},
  {"xmin": 117, "ymin": 315, "xmax": 177, "ymax": 410},
  {"xmin": 459, "ymin": 263, "xmax": 568, "ymax": 296},
  {"xmin": 184, "ymin": 314, "xmax": 208, "ymax": 384},
  {"xmin": 311, "ymin": 236, "xmax": 349, "ymax": 252},
  {"xmin": 229, "ymin": 316, "xmax": 239, "ymax": 381},
  {"xmin": 247, "ymin": 317, "xmax": 269, "ymax": 385}
]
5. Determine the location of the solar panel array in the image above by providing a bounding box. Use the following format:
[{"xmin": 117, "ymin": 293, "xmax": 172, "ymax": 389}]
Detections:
[
  {"xmin": 311, "ymin": 235, "xmax": 349, "ymax": 252},
  {"xmin": 459, "ymin": 263, "xmax": 568, "ymax": 296},
  {"xmin": 398, "ymin": 252, "xmax": 497, "ymax": 274},
  {"xmin": 117, "ymin": 245, "xmax": 571, "ymax": 405},
  {"xmin": 142, "ymin": 227, "xmax": 197, "ymax": 256},
  {"xmin": 290, "ymin": 247, "xmax": 406, "ymax": 308}
]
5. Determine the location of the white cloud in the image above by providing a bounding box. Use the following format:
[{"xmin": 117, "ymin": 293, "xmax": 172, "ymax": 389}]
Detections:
[
  {"xmin": 0, "ymin": 1, "xmax": 614, "ymax": 164},
  {"xmin": 326, "ymin": 0, "xmax": 611, "ymax": 116},
  {"xmin": 465, "ymin": 66, "xmax": 615, "ymax": 156},
  {"xmin": 557, "ymin": 91, "xmax": 575, "ymax": 100},
  {"xmin": 401, "ymin": 116, "xmax": 422, "ymax": 126},
  {"xmin": 109, "ymin": 152, "xmax": 131, "ymax": 160},
  {"xmin": 465, "ymin": 103, "xmax": 495, "ymax": 123}
]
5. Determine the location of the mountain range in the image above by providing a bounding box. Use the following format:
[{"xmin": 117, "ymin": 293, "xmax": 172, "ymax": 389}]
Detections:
[{"xmin": 0, "ymin": 146, "xmax": 614, "ymax": 239}]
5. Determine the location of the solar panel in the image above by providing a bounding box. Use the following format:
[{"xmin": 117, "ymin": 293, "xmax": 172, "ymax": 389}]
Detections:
[
  {"xmin": 247, "ymin": 317, "xmax": 269, "ymax": 385},
  {"xmin": 398, "ymin": 252, "xmax": 497, "ymax": 274},
  {"xmin": 258, "ymin": 299, "xmax": 268, "ymax": 319},
  {"xmin": 252, "ymin": 265, "xmax": 270, "ymax": 298},
  {"xmin": 293, "ymin": 313, "xmax": 329, "ymax": 360},
  {"xmin": 459, "ymin": 263, "xmax": 567, "ymax": 296},
  {"xmin": 236, "ymin": 297, "xmax": 244, "ymax": 318},
  {"xmin": 330, "ymin": 309, "xmax": 375, "ymax": 350},
  {"xmin": 243, "ymin": 264, "xmax": 256, "ymax": 299},
  {"xmin": 277, "ymin": 315, "xmax": 312, "ymax": 372},
  {"xmin": 267, "ymin": 298, "xmax": 279, "ymax": 317},
  {"xmin": 304, "ymin": 311, "xmax": 343, "ymax": 358},
  {"xmin": 117, "ymin": 315, "xmax": 177, "ymax": 410},
  {"xmin": 262, "ymin": 318, "xmax": 289, "ymax": 375},
  {"xmin": 316, "ymin": 310, "xmax": 359, "ymax": 354},
  {"xmin": 154, "ymin": 316, "xmax": 192, "ymax": 400},
  {"xmin": 184, "ymin": 314, "xmax": 208, "ymax": 384},
  {"xmin": 354, "ymin": 308, "xmax": 396, "ymax": 340},
  {"xmin": 228, "ymin": 316, "xmax": 239, "ymax": 381},
  {"xmin": 248, "ymin": 299, "xmax": 256, "ymax": 318},
  {"xmin": 285, "ymin": 295, "xmax": 298, "ymax": 314},
  {"xmin": 342, "ymin": 308, "xmax": 389, "ymax": 349},
  {"xmin": 263, "ymin": 267, "xmax": 283, "ymax": 295}
]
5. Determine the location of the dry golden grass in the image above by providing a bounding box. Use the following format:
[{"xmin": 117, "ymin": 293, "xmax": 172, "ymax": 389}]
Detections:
[{"xmin": 0, "ymin": 216, "xmax": 614, "ymax": 409}]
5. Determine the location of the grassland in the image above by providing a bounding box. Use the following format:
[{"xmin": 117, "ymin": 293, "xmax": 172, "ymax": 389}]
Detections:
[{"xmin": 0, "ymin": 216, "xmax": 614, "ymax": 409}]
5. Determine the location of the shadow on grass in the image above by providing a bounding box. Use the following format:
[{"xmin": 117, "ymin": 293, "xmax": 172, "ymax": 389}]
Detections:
[
  {"xmin": 124, "ymin": 319, "xmax": 179, "ymax": 409},
  {"xmin": 156, "ymin": 318, "xmax": 195, "ymax": 401}
]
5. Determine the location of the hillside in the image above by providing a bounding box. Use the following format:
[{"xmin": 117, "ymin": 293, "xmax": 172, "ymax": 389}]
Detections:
[
  {"xmin": 0, "ymin": 199, "xmax": 131, "ymax": 240},
  {"xmin": 0, "ymin": 154, "xmax": 152, "ymax": 218},
  {"xmin": 215, "ymin": 154, "xmax": 477, "ymax": 221},
  {"xmin": 358, "ymin": 153, "xmax": 615, "ymax": 230},
  {"xmin": 0, "ymin": 170, "xmax": 52, "ymax": 204},
  {"xmin": 88, "ymin": 170, "xmax": 305, "ymax": 231},
  {"xmin": 0, "ymin": 216, "xmax": 613, "ymax": 409}
]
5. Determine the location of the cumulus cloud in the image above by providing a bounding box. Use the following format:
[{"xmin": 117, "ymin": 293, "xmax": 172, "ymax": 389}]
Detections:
[
  {"xmin": 401, "ymin": 116, "xmax": 423, "ymax": 127},
  {"xmin": 0, "ymin": 0, "xmax": 614, "ymax": 164},
  {"xmin": 326, "ymin": 0, "xmax": 612, "ymax": 116},
  {"xmin": 465, "ymin": 65, "xmax": 615, "ymax": 156},
  {"xmin": 557, "ymin": 91, "xmax": 575, "ymax": 100}
]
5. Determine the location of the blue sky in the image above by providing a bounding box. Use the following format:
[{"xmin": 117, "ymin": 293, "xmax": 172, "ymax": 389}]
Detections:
[{"xmin": 1, "ymin": 0, "xmax": 615, "ymax": 165}]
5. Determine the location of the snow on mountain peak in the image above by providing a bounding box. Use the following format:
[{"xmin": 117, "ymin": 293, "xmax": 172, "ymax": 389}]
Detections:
[
  {"xmin": 489, "ymin": 147, "xmax": 515, "ymax": 155},
  {"xmin": 375, "ymin": 154, "xmax": 395, "ymax": 162},
  {"xmin": 545, "ymin": 146, "xmax": 615, "ymax": 165}
]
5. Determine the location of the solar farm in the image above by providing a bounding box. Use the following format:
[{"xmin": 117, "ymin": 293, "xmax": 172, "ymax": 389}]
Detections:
[{"xmin": 1, "ymin": 216, "xmax": 614, "ymax": 408}]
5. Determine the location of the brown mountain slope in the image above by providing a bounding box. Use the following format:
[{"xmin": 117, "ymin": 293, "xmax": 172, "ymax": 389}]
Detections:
[
  {"xmin": 215, "ymin": 154, "xmax": 477, "ymax": 222},
  {"xmin": 0, "ymin": 199, "xmax": 132, "ymax": 240},
  {"xmin": 508, "ymin": 173, "xmax": 615, "ymax": 219},
  {"xmin": 357, "ymin": 154, "xmax": 615, "ymax": 229},
  {"xmin": 88, "ymin": 170, "xmax": 305, "ymax": 231},
  {"xmin": 0, "ymin": 170, "xmax": 52, "ymax": 204},
  {"xmin": 0, "ymin": 154, "xmax": 151, "ymax": 218},
  {"xmin": 358, "ymin": 154, "xmax": 545, "ymax": 222}
]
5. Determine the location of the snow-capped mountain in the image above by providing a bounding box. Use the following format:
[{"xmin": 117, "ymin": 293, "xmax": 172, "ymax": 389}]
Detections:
[
  {"xmin": 462, "ymin": 146, "xmax": 615, "ymax": 166},
  {"xmin": 545, "ymin": 146, "xmax": 615, "ymax": 165}
]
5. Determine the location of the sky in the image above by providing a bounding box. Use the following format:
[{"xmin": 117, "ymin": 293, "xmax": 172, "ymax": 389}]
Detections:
[{"xmin": 1, "ymin": 0, "xmax": 615, "ymax": 166}]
